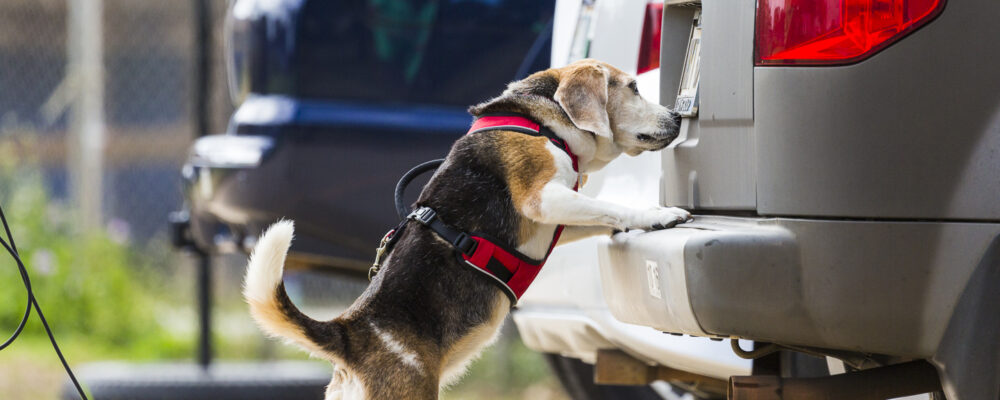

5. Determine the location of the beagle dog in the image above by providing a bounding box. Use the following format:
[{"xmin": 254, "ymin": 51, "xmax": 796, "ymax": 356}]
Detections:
[{"xmin": 243, "ymin": 59, "xmax": 690, "ymax": 399}]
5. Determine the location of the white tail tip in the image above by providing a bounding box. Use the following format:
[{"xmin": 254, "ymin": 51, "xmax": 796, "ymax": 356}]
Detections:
[{"xmin": 244, "ymin": 219, "xmax": 295, "ymax": 304}]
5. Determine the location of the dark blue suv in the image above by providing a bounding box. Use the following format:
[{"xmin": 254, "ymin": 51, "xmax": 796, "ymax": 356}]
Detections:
[{"xmin": 181, "ymin": 0, "xmax": 554, "ymax": 274}]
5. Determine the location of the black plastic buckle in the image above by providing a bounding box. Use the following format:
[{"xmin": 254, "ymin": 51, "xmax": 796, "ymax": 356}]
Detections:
[
  {"xmin": 409, "ymin": 207, "xmax": 437, "ymax": 225},
  {"xmin": 454, "ymin": 233, "xmax": 478, "ymax": 255}
]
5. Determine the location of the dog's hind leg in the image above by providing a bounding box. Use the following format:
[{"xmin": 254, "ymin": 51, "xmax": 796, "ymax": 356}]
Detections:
[{"xmin": 438, "ymin": 292, "xmax": 509, "ymax": 388}]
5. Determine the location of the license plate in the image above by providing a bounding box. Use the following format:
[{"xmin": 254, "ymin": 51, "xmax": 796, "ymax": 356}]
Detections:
[{"xmin": 675, "ymin": 10, "xmax": 701, "ymax": 117}]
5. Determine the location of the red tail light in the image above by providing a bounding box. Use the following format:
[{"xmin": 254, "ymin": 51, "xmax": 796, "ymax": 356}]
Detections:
[
  {"xmin": 755, "ymin": 0, "xmax": 945, "ymax": 66},
  {"xmin": 637, "ymin": 1, "xmax": 664, "ymax": 74}
]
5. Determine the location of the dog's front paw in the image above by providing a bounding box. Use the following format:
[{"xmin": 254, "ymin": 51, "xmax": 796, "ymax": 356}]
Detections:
[{"xmin": 628, "ymin": 206, "xmax": 691, "ymax": 230}]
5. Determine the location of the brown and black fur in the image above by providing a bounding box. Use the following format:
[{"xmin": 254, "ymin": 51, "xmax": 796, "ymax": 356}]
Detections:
[
  {"xmin": 244, "ymin": 60, "xmax": 688, "ymax": 399},
  {"xmin": 253, "ymin": 122, "xmax": 562, "ymax": 399}
]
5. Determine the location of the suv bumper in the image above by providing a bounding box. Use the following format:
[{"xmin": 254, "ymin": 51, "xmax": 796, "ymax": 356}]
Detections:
[{"xmin": 601, "ymin": 216, "xmax": 1000, "ymax": 358}]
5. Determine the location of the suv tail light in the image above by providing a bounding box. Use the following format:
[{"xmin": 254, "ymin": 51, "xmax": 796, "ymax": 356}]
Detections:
[
  {"xmin": 637, "ymin": 1, "xmax": 664, "ymax": 74},
  {"xmin": 755, "ymin": 0, "xmax": 945, "ymax": 66}
]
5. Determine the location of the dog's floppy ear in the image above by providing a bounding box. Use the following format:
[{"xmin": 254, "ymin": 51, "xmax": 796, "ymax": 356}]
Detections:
[{"xmin": 554, "ymin": 64, "xmax": 612, "ymax": 140}]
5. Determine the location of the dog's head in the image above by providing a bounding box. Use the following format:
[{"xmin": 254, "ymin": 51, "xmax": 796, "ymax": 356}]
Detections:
[
  {"xmin": 551, "ymin": 59, "xmax": 681, "ymax": 156},
  {"xmin": 479, "ymin": 59, "xmax": 681, "ymax": 158}
]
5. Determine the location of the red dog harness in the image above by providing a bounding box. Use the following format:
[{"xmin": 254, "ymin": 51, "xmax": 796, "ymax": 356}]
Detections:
[{"xmin": 409, "ymin": 114, "xmax": 579, "ymax": 304}]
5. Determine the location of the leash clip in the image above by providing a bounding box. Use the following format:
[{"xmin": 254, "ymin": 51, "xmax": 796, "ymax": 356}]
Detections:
[{"xmin": 368, "ymin": 229, "xmax": 395, "ymax": 281}]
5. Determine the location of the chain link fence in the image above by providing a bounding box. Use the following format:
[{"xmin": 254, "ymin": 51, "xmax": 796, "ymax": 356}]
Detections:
[
  {"xmin": 0, "ymin": 2, "xmax": 237, "ymax": 397},
  {"xmin": 0, "ymin": 0, "xmax": 233, "ymax": 244}
]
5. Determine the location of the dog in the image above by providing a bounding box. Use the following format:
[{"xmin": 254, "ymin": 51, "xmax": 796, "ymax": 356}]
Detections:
[{"xmin": 243, "ymin": 59, "xmax": 690, "ymax": 399}]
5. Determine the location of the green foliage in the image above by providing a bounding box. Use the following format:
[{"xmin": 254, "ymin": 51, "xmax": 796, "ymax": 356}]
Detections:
[{"xmin": 0, "ymin": 171, "xmax": 191, "ymax": 359}]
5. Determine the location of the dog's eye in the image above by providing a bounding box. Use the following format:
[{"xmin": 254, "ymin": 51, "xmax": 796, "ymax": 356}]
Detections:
[{"xmin": 627, "ymin": 81, "xmax": 639, "ymax": 95}]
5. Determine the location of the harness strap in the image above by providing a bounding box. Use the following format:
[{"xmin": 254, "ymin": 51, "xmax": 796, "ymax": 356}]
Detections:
[
  {"xmin": 408, "ymin": 207, "xmax": 477, "ymax": 255},
  {"xmin": 408, "ymin": 205, "xmax": 554, "ymax": 304},
  {"xmin": 407, "ymin": 207, "xmax": 516, "ymax": 302},
  {"xmin": 420, "ymin": 114, "xmax": 579, "ymax": 304},
  {"xmin": 471, "ymin": 113, "xmax": 579, "ymax": 172},
  {"xmin": 376, "ymin": 114, "xmax": 580, "ymax": 305}
]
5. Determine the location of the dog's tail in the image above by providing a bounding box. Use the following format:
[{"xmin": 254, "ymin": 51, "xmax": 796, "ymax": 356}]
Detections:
[{"xmin": 243, "ymin": 220, "xmax": 344, "ymax": 358}]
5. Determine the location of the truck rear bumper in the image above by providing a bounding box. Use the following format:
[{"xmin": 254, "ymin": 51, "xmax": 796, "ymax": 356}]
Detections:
[{"xmin": 601, "ymin": 216, "xmax": 1000, "ymax": 359}]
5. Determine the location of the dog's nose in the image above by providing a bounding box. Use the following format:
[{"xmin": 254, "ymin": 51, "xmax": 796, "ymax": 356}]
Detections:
[{"xmin": 672, "ymin": 113, "xmax": 683, "ymax": 127}]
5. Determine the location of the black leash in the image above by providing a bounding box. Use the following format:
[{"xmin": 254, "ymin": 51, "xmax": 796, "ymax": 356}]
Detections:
[
  {"xmin": 0, "ymin": 203, "xmax": 88, "ymax": 399},
  {"xmin": 394, "ymin": 159, "xmax": 444, "ymax": 219},
  {"xmin": 369, "ymin": 159, "xmax": 445, "ymax": 280}
]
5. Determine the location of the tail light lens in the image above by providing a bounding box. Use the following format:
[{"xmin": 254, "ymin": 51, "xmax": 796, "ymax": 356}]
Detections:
[
  {"xmin": 755, "ymin": 0, "xmax": 945, "ymax": 66},
  {"xmin": 637, "ymin": 1, "xmax": 664, "ymax": 74}
]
